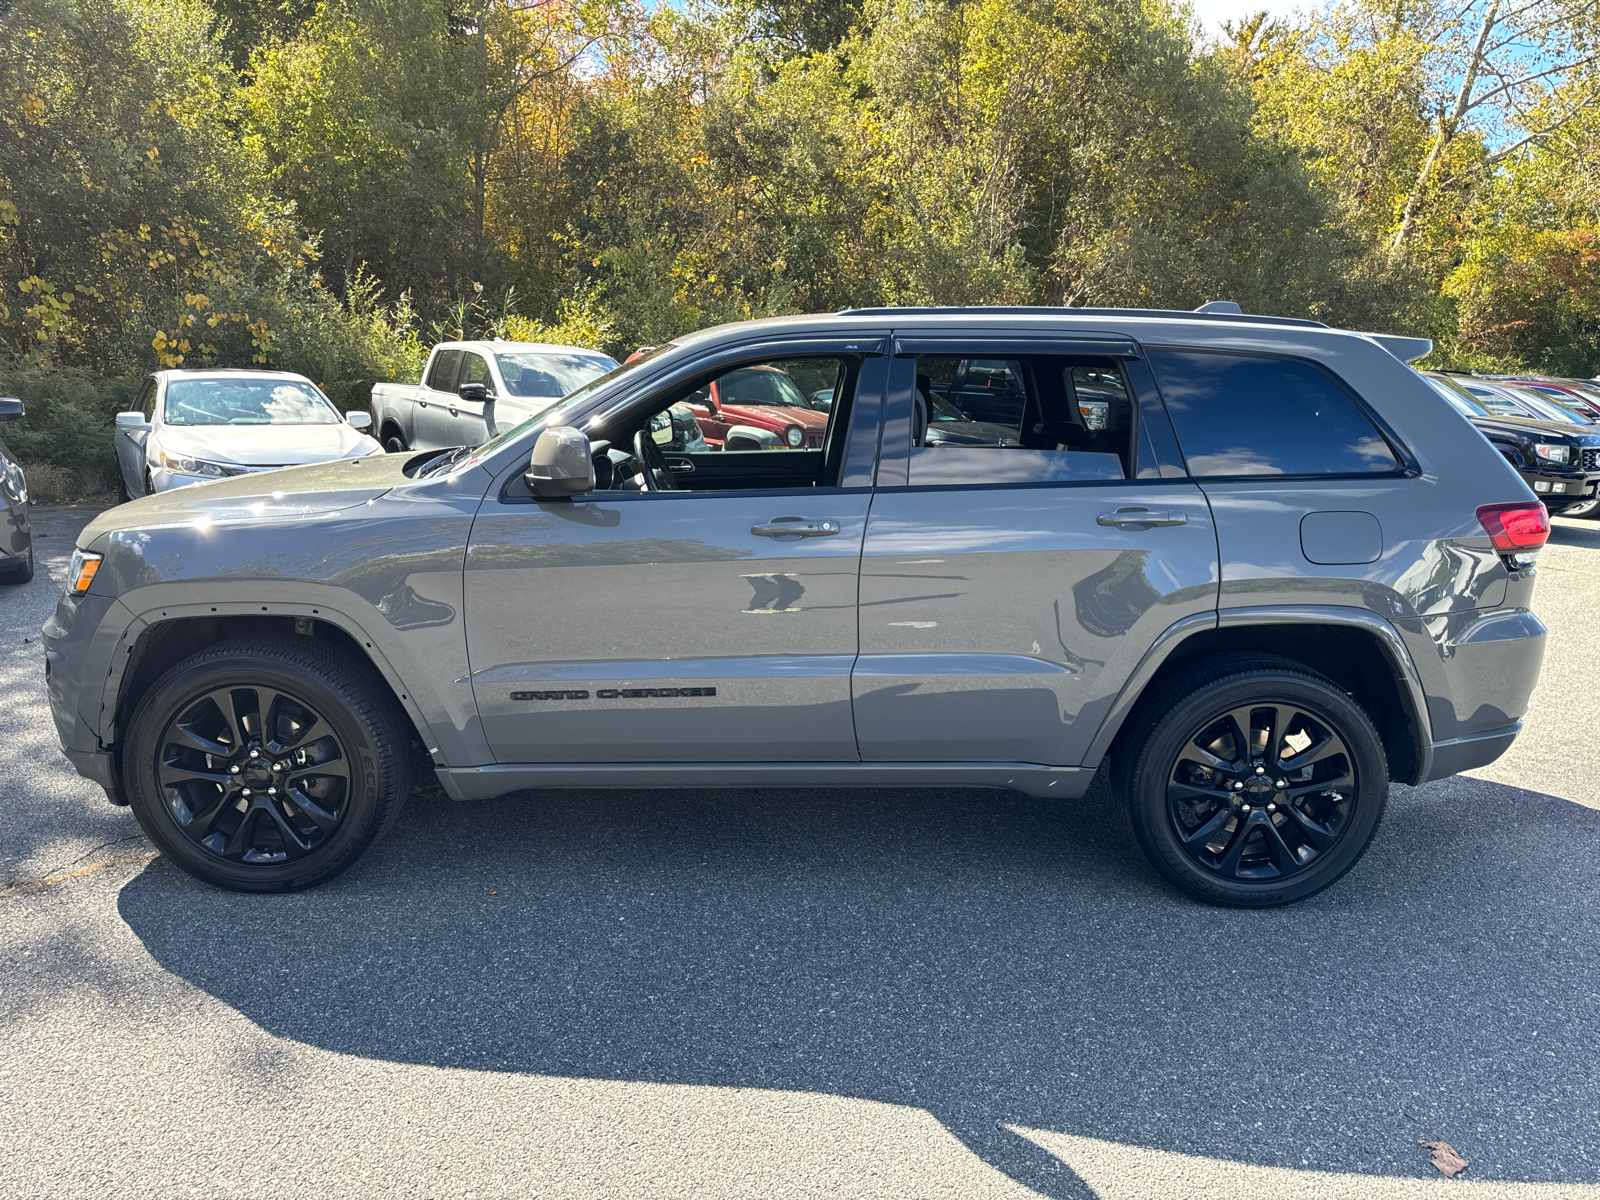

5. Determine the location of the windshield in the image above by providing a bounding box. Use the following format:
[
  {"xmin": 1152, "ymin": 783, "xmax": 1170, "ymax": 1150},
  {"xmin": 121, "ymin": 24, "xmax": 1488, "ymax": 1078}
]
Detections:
[
  {"xmin": 718, "ymin": 367, "xmax": 811, "ymax": 409},
  {"xmin": 496, "ymin": 351, "xmax": 616, "ymax": 399},
  {"xmin": 456, "ymin": 343, "xmax": 677, "ymax": 470},
  {"xmin": 1421, "ymin": 374, "xmax": 1491, "ymax": 417},
  {"xmin": 163, "ymin": 378, "xmax": 340, "ymax": 426},
  {"xmin": 1512, "ymin": 388, "xmax": 1588, "ymax": 425}
]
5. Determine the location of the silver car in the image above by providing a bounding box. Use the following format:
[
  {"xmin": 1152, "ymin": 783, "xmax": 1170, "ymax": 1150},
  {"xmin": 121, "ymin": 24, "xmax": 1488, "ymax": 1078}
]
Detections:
[
  {"xmin": 45, "ymin": 306, "xmax": 1548, "ymax": 907},
  {"xmin": 113, "ymin": 369, "xmax": 382, "ymax": 499},
  {"xmin": 0, "ymin": 397, "xmax": 32, "ymax": 585}
]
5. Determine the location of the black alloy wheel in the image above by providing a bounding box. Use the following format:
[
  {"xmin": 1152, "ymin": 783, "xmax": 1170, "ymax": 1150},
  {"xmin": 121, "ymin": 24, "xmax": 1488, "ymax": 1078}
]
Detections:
[
  {"xmin": 126, "ymin": 637, "xmax": 410, "ymax": 892},
  {"xmin": 1166, "ymin": 702, "xmax": 1355, "ymax": 882},
  {"xmin": 154, "ymin": 683, "xmax": 351, "ymax": 865},
  {"xmin": 1118, "ymin": 655, "xmax": 1389, "ymax": 907}
]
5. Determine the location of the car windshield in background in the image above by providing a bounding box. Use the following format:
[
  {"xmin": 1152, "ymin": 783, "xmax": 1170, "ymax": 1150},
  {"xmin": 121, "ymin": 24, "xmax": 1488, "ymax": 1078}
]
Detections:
[
  {"xmin": 718, "ymin": 367, "xmax": 811, "ymax": 409},
  {"xmin": 462, "ymin": 343, "xmax": 675, "ymax": 470},
  {"xmin": 1518, "ymin": 391, "xmax": 1590, "ymax": 425},
  {"xmin": 164, "ymin": 379, "xmax": 340, "ymax": 426},
  {"xmin": 496, "ymin": 351, "xmax": 616, "ymax": 399},
  {"xmin": 1422, "ymin": 374, "xmax": 1492, "ymax": 417}
]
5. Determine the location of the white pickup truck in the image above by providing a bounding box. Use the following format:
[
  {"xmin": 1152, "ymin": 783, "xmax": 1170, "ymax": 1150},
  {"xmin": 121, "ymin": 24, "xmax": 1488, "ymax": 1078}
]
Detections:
[{"xmin": 370, "ymin": 339, "xmax": 617, "ymax": 453}]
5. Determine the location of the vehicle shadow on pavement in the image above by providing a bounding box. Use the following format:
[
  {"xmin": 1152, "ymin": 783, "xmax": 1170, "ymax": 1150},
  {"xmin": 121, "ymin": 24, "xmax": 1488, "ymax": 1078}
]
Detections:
[{"xmin": 118, "ymin": 772, "xmax": 1600, "ymax": 1197}]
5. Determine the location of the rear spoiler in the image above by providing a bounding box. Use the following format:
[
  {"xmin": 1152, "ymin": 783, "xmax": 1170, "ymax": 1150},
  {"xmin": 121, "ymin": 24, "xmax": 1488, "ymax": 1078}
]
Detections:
[{"xmin": 1364, "ymin": 334, "xmax": 1433, "ymax": 363}]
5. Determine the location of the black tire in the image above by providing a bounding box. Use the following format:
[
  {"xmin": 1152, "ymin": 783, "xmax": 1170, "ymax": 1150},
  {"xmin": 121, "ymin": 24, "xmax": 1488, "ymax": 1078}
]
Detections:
[
  {"xmin": 1559, "ymin": 497, "xmax": 1599, "ymax": 518},
  {"xmin": 383, "ymin": 428, "xmax": 407, "ymax": 454},
  {"xmin": 1115, "ymin": 654, "xmax": 1388, "ymax": 908},
  {"xmin": 0, "ymin": 544, "xmax": 33, "ymax": 585},
  {"xmin": 124, "ymin": 637, "xmax": 411, "ymax": 892}
]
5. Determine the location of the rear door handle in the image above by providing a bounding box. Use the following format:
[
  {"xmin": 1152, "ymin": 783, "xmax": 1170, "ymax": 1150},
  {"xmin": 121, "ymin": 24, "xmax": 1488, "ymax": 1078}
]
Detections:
[
  {"xmin": 752, "ymin": 517, "xmax": 840, "ymax": 539},
  {"xmin": 1097, "ymin": 506, "xmax": 1187, "ymax": 528}
]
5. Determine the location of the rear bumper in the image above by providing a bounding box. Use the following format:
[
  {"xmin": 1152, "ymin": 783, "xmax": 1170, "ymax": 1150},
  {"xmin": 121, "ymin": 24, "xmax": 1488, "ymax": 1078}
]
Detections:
[
  {"xmin": 1423, "ymin": 723, "xmax": 1521, "ymax": 783},
  {"xmin": 1414, "ymin": 608, "xmax": 1545, "ymax": 782}
]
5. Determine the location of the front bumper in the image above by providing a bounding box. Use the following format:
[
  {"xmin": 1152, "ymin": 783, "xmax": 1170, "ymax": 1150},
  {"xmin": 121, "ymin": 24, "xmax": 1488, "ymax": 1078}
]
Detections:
[
  {"xmin": 1518, "ymin": 464, "xmax": 1598, "ymax": 502},
  {"xmin": 42, "ymin": 589, "xmax": 127, "ymax": 801}
]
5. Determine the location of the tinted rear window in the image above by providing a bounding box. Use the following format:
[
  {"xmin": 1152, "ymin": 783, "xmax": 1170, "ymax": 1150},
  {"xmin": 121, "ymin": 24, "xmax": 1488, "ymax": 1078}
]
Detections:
[{"xmin": 1149, "ymin": 350, "xmax": 1399, "ymax": 477}]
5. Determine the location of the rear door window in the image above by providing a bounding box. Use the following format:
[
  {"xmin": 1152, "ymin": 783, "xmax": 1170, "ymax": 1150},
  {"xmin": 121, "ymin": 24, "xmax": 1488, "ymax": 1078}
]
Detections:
[
  {"xmin": 907, "ymin": 354, "xmax": 1135, "ymax": 483},
  {"xmin": 1149, "ymin": 350, "xmax": 1399, "ymax": 477}
]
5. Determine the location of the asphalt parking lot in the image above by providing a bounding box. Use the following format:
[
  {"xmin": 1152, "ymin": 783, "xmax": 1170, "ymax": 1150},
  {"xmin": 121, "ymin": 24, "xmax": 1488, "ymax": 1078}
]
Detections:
[{"xmin": 3, "ymin": 505, "xmax": 1598, "ymax": 1199}]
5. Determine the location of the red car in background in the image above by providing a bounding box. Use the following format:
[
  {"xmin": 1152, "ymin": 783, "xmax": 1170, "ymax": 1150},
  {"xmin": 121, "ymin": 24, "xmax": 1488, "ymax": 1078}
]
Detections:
[{"xmin": 679, "ymin": 365, "xmax": 831, "ymax": 450}]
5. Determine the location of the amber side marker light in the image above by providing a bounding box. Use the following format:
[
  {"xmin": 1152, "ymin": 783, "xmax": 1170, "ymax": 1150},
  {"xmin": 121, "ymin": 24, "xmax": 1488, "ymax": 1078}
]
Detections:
[
  {"xmin": 67, "ymin": 549, "xmax": 103, "ymax": 594},
  {"xmin": 1476, "ymin": 502, "xmax": 1550, "ymax": 554}
]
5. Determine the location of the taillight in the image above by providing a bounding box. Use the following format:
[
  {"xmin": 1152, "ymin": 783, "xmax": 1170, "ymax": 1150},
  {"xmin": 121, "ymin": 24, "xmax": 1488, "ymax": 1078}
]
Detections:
[{"xmin": 1476, "ymin": 502, "xmax": 1550, "ymax": 552}]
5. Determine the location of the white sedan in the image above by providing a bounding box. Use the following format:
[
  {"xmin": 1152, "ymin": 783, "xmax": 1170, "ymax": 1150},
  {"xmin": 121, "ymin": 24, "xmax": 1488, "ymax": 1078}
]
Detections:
[{"xmin": 114, "ymin": 369, "xmax": 382, "ymax": 499}]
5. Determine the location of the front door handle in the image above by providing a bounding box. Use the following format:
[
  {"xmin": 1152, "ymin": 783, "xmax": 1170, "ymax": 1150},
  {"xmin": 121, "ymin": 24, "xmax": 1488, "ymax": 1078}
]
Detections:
[
  {"xmin": 1097, "ymin": 506, "xmax": 1187, "ymax": 528},
  {"xmin": 752, "ymin": 517, "xmax": 840, "ymax": 539}
]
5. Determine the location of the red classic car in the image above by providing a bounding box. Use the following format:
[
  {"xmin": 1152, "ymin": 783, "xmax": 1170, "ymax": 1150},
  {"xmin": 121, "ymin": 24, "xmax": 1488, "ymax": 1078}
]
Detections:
[{"xmin": 679, "ymin": 365, "xmax": 831, "ymax": 450}]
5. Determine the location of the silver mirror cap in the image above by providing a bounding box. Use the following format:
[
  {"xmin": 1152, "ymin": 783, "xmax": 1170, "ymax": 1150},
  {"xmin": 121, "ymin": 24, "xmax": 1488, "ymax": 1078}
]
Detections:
[
  {"xmin": 346, "ymin": 410, "xmax": 373, "ymax": 429},
  {"xmin": 114, "ymin": 411, "xmax": 147, "ymax": 427},
  {"xmin": 526, "ymin": 425, "xmax": 596, "ymax": 498}
]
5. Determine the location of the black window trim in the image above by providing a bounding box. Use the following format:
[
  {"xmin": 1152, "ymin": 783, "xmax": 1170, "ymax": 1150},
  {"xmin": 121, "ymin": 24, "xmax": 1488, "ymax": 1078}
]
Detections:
[{"xmin": 1141, "ymin": 343, "xmax": 1420, "ymax": 482}]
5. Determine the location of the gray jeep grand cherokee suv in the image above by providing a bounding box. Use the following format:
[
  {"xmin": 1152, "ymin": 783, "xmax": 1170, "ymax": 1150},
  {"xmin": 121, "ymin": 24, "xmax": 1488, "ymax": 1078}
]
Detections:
[{"xmin": 42, "ymin": 307, "xmax": 1549, "ymax": 906}]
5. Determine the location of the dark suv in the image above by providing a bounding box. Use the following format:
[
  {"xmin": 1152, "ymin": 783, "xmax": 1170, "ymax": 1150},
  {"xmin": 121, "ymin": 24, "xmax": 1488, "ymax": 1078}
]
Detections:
[
  {"xmin": 1421, "ymin": 371, "xmax": 1600, "ymax": 517},
  {"xmin": 43, "ymin": 306, "xmax": 1548, "ymax": 907}
]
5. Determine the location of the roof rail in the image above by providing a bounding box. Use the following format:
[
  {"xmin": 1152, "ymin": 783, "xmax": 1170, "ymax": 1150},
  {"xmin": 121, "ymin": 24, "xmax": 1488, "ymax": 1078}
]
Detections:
[{"xmin": 832, "ymin": 304, "xmax": 1329, "ymax": 329}]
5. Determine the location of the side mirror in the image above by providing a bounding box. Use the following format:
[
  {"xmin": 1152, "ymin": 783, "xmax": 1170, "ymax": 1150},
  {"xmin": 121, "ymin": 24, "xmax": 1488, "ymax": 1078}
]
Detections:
[
  {"xmin": 458, "ymin": 382, "xmax": 490, "ymax": 404},
  {"xmin": 525, "ymin": 426, "xmax": 596, "ymax": 498},
  {"xmin": 115, "ymin": 411, "xmax": 148, "ymax": 429},
  {"xmin": 346, "ymin": 410, "xmax": 373, "ymax": 430},
  {"xmin": 0, "ymin": 398, "xmax": 22, "ymax": 423}
]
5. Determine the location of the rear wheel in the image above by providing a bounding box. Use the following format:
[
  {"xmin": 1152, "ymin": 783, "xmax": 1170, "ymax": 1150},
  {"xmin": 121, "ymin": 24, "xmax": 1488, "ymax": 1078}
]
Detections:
[
  {"xmin": 383, "ymin": 427, "xmax": 408, "ymax": 454},
  {"xmin": 1116, "ymin": 656, "xmax": 1389, "ymax": 907},
  {"xmin": 124, "ymin": 637, "xmax": 410, "ymax": 892}
]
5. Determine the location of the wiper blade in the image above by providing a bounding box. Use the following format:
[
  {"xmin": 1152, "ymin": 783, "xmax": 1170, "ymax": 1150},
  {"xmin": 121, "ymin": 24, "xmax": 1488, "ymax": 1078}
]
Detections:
[{"xmin": 419, "ymin": 445, "xmax": 474, "ymax": 477}]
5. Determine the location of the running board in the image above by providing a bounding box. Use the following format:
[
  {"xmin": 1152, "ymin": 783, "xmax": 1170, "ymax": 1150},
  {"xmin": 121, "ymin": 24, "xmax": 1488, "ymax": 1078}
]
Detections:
[{"xmin": 436, "ymin": 761, "xmax": 1098, "ymax": 802}]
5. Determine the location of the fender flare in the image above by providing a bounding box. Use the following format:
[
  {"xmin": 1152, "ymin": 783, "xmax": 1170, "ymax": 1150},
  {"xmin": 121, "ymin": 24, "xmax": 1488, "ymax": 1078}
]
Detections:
[
  {"xmin": 101, "ymin": 598, "xmax": 457, "ymax": 766},
  {"xmin": 1081, "ymin": 605, "xmax": 1434, "ymax": 785}
]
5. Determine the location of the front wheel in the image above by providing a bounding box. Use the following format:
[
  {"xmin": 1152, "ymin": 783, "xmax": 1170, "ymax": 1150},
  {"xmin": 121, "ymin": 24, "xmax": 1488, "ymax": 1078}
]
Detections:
[
  {"xmin": 124, "ymin": 637, "xmax": 411, "ymax": 892},
  {"xmin": 1117, "ymin": 657, "xmax": 1389, "ymax": 907}
]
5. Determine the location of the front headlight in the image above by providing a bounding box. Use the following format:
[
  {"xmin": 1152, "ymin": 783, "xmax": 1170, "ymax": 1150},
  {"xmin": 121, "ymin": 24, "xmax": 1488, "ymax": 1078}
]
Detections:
[
  {"xmin": 785, "ymin": 425, "xmax": 804, "ymax": 448},
  {"xmin": 1534, "ymin": 443, "xmax": 1572, "ymax": 464},
  {"xmin": 158, "ymin": 449, "xmax": 229, "ymax": 478},
  {"xmin": 66, "ymin": 548, "xmax": 103, "ymax": 594}
]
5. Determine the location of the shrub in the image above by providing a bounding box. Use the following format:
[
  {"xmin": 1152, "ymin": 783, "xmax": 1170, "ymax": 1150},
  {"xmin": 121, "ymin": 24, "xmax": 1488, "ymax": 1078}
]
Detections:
[{"xmin": 0, "ymin": 363, "xmax": 133, "ymax": 495}]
